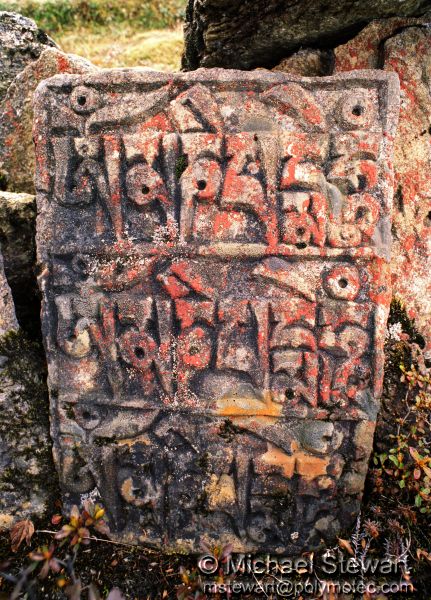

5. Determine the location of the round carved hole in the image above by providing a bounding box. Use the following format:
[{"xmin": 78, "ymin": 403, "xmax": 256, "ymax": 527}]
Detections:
[
  {"xmin": 197, "ymin": 179, "xmax": 207, "ymax": 190},
  {"xmin": 77, "ymin": 95, "xmax": 87, "ymax": 106},
  {"xmin": 285, "ymin": 388, "xmax": 295, "ymax": 400},
  {"xmin": 134, "ymin": 347, "xmax": 145, "ymax": 359},
  {"xmin": 338, "ymin": 278, "xmax": 348, "ymax": 288},
  {"xmin": 189, "ymin": 346, "xmax": 199, "ymax": 355},
  {"xmin": 295, "ymin": 242, "xmax": 307, "ymax": 249},
  {"xmin": 141, "ymin": 184, "xmax": 150, "ymax": 195},
  {"xmin": 356, "ymin": 206, "xmax": 366, "ymax": 220},
  {"xmin": 352, "ymin": 104, "xmax": 363, "ymax": 116},
  {"xmin": 296, "ymin": 227, "xmax": 306, "ymax": 236},
  {"xmin": 82, "ymin": 410, "xmax": 92, "ymax": 420}
]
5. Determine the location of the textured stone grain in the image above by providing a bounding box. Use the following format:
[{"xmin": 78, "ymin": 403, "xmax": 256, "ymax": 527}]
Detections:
[
  {"xmin": 182, "ymin": 0, "xmax": 430, "ymax": 70},
  {"xmin": 0, "ymin": 47, "xmax": 95, "ymax": 193},
  {"xmin": 0, "ymin": 252, "xmax": 50, "ymax": 529},
  {"xmin": 0, "ymin": 191, "xmax": 37, "ymax": 333},
  {"xmin": 0, "ymin": 11, "xmax": 56, "ymax": 106}
]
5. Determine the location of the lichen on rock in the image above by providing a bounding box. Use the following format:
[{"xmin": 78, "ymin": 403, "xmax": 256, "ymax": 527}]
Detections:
[
  {"xmin": 0, "ymin": 329, "xmax": 55, "ymax": 529},
  {"xmin": 0, "ymin": 11, "xmax": 56, "ymax": 106}
]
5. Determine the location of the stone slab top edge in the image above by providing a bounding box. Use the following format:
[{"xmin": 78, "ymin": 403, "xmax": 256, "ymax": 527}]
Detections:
[{"xmin": 33, "ymin": 67, "xmax": 400, "ymax": 135}]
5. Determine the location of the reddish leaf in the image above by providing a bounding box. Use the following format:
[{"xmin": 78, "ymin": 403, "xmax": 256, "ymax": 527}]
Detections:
[
  {"xmin": 338, "ymin": 538, "xmax": 354, "ymax": 556},
  {"xmin": 417, "ymin": 549, "xmax": 431, "ymax": 565},
  {"xmin": 51, "ymin": 514, "xmax": 62, "ymax": 525},
  {"xmin": 10, "ymin": 520, "xmax": 35, "ymax": 552},
  {"xmin": 409, "ymin": 447, "xmax": 421, "ymax": 462}
]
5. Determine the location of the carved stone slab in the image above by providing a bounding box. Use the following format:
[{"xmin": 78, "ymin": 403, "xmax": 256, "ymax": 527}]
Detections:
[{"xmin": 34, "ymin": 69, "xmax": 399, "ymax": 552}]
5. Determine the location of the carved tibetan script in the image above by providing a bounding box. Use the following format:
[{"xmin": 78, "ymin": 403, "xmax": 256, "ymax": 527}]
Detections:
[{"xmin": 35, "ymin": 69, "xmax": 399, "ymax": 551}]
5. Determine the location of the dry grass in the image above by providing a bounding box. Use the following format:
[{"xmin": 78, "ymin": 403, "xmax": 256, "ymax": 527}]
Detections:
[
  {"xmin": 2, "ymin": 0, "xmax": 186, "ymax": 71},
  {"xmin": 57, "ymin": 23, "xmax": 184, "ymax": 71}
]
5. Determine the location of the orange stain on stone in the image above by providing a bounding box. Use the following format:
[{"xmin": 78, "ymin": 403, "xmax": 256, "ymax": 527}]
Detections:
[
  {"xmin": 260, "ymin": 442, "xmax": 329, "ymax": 480},
  {"xmin": 217, "ymin": 391, "xmax": 283, "ymax": 418}
]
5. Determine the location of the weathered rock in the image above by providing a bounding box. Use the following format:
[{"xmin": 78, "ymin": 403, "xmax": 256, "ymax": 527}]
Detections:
[
  {"xmin": 0, "ymin": 11, "xmax": 56, "ymax": 106},
  {"xmin": 0, "ymin": 47, "xmax": 95, "ymax": 193},
  {"xmin": 0, "ymin": 249, "xmax": 18, "ymax": 334},
  {"xmin": 334, "ymin": 17, "xmax": 427, "ymax": 70},
  {"xmin": 0, "ymin": 191, "xmax": 38, "ymax": 335},
  {"xmin": 335, "ymin": 20, "xmax": 431, "ymax": 355},
  {"xmin": 0, "ymin": 251, "xmax": 51, "ymax": 529},
  {"xmin": 182, "ymin": 0, "xmax": 430, "ymax": 70},
  {"xmin": 34, "ymin": 68, "xmax": 399, "ymax": 551},
  {"xmin": 272, "ymin": 49, "xmax": 332, "ymax": 77}
]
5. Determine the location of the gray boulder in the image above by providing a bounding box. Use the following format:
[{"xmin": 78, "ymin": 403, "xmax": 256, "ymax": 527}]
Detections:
[
  {"xmin": 0, "ymin": 11, "xmax": 56, "ymax": 106},
  {"xmin": 182, "ymin": 0, "xmax": 430, "ymax": 70}
]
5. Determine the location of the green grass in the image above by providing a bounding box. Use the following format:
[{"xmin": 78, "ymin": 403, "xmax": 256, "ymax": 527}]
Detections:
[
  {"xmin": 0, "ymin": 0, "xmax": 186, "ymax": 32},
  {"xmin": 58, "ymin": 23, "xmax": 184, "ymax": 70},
  {"xmin": 1, "ymin": 0, "xmax": 186, "ymax": 70}
]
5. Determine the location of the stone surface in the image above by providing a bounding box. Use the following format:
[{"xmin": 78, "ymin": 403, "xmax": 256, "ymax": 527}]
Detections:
[
  {"xmin": 272, "ymin": 49, "xmax": 332, "ymax": 77},
  {"xmin": 335, "ymin": 20, "xmax": 431, "ymax": 355},
  {"xmin": 0, "ymin": 249, "xmax": 18, "ymax": 335},
  {"xmin": 0, "ymin": 251, "xmax": 50, "ymax": 529},
  {"xmin": 0, "ymin": 47, "xmax": 95, "ymax": 193},
  {"xmin": 182, "ymin": 0, "xmax": 430, "ymax": 70},
  {"xmin": 34, "ymin": 68, "xmax": 399, "ymax": 551},
  {"xmin": 0, "ymin": 11, "xmax": 56, "ymax": 106},
  {"xmin": 0, "ymin": 191, "xmax": 38, "ymax": 334}
]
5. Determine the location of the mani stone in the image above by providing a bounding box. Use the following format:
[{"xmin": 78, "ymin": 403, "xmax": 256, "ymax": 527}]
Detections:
[
  {"xmin": 334, "ymin": 19, "xmax": 431, "ymax": 356},
  {"xmin": 34, "ymin": 68, "xmax": 399, "ymax": 552}
]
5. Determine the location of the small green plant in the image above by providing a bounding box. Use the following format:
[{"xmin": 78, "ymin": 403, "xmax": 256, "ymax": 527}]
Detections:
[
  {"xmin": 0, "ymin": 502, "xmax": 118, "ymax": 599},
  {"xmin": 373, "ymin": 343, "xmax": 431, "ymax": 514}
]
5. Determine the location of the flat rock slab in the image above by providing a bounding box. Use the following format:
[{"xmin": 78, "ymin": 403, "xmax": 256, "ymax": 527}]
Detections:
[{"xmin": 34, "ymin": 69, "xmax": 399, "ymax": 551}]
